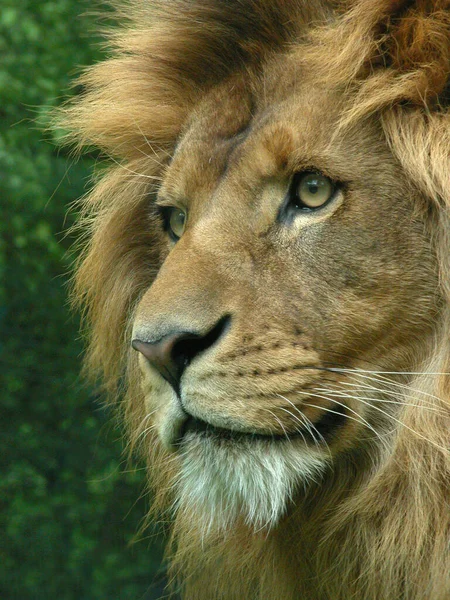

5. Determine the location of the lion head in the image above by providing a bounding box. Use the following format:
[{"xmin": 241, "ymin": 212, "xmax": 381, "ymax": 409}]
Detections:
[{"xmin": 61, "ymin": 0, "xmax": 450, "ymax": 598}]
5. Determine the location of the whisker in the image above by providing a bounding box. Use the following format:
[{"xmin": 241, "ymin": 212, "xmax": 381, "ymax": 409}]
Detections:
[
  {"xmin": 300, "ymin": 412, "xmax": 330, "ymax": 452},
  {"xmin": 292, "ymin": 388, "xmax": 380, "ymax": 438},
  {"xmin": 333, "ymin": 368, "xmax": 449, "ymax": 406},
  {"xmin": 328, "ymin": 367, "xmax": 450, "ymax": 376},
  {"xmin": 318, "ymin": 387, "xmax": 449, "ymax": 453},
  {"xmin": 276, "ymin": 394, "xmax": 331, "ymax": 455},
  {"xmin": 259, "ymin": 407, "xmax": 291, "ymax": 442},
  {"xmin": 336, "ymin": 379, "xmax": 440, "ymax": 404},
  {"xmin": 274, "ymin": 404, "xmax": 310, "ymax": 447},
  {"xmin": 302, "ymin": 402, "xmax": 385, "ymax": 445},
  {"xmin": 313, "ymin": 385, "xmax": 446, "ymax": 415}
]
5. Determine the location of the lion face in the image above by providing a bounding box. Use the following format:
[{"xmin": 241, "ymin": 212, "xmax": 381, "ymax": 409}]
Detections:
[
  {"xmin": 131, "ymin": 71, "xmax": 439, "ymax": 530},
  {"xmin": 63, "ymin": 0, "xmax": 450, "ymax": 594}
]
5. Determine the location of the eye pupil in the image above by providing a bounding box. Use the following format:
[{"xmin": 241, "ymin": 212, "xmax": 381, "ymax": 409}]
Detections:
[
  {"xmin": 168, "ymin": 208, "xmax": 187, "ymax": 240},
  {"xmin": 292, "ymin": 172, "xmax": 335, "ymax": 210}
]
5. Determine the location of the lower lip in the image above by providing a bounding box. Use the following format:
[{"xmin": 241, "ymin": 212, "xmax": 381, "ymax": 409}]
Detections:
[
  {"xmin": 178, "ymin": 406, "xmax": 348, "ymax": 446},
  {"xmin": 180, "ymin": 416, "xmax": 304, "ymax": 443}
]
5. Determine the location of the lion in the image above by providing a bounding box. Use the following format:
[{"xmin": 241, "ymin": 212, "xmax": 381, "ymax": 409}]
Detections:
[{"xmin": 59, "ymin": 0, "xmax": 450, "ymax": 598}]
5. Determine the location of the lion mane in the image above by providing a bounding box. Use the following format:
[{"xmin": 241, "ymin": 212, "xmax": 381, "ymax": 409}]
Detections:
[{"xmin": 60, "ymin": 0, "xmax": 450, "ymax": 598}]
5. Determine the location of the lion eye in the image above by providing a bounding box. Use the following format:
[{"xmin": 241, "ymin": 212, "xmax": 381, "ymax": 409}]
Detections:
[
  {"xmin": 292, "ymin": 172, "xmax": 335, "ymax": 210},
  {"xmin": 168, "ymin": 208, "xmax": 186, "ymax": 240}
]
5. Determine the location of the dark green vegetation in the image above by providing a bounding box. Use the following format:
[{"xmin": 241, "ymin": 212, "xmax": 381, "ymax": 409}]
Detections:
[{"xmin": 1, "ymin": 1, "xmax": 166, "ymax": 598}]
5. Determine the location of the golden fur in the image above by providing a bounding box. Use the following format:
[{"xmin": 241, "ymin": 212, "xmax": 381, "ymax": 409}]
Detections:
[{"xmin": 60, "ymin": 0, "xmax": 450, "ymax": 598}]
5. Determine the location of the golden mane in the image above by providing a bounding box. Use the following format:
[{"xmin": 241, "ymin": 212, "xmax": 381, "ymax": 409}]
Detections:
[{"xmin": 59, "ymin": 1, "xmax": 450, "ymax": 598}]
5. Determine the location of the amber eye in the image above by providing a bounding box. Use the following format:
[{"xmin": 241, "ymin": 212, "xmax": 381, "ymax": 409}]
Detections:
[
  {"xmin": 292, "ymin": 172, "xmax": 335, "ymax": 210},
  {"xmin": 168, "ymin": 208, "xmax": 186, "ymax": 240}
]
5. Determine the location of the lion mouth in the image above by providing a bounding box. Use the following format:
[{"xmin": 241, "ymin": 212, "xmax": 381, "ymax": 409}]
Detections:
[
  {"xmin": 181, "ymin": 416, "xmax": 293, "ymax": 442},
  {"xmin": 179, "ymin": 408, "xmax": 347, "ymax": 445}
]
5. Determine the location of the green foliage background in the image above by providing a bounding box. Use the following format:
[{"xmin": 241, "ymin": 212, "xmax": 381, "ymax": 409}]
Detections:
[{"xmin": 1, "ymin": 1, "xmax": 166, "ymax": 597}]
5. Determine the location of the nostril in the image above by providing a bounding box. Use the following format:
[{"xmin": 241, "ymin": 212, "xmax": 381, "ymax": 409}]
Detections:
[
  {"xmin": 132, "ymin": 335, "xmax": 185, "ymax": 391},
  {"xmin": 132, "ymin": 314, "xmax": 231, "ymax": 392},
  {"xmin": 171, "ymin": 314, "xmax": 231, "ymax": 369}
]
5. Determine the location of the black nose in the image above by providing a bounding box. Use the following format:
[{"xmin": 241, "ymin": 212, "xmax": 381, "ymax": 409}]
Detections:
[{"xmin": 132, "ymin": 316, "xmax": 230, "ymax": 393}]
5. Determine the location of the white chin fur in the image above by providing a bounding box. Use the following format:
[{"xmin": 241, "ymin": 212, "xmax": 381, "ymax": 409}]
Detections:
[{"xmin": 174, "ymin": 433, "xmax": 327, "ymax": 535}]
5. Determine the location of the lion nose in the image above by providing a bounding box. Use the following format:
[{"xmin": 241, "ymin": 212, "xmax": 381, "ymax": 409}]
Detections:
[{"xmin": 132, "ymin": 315, "xmax": 230, "ymax": 393}]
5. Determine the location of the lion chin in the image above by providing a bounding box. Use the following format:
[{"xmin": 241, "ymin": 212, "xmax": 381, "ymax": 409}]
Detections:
[
  {"xmin": 63, "ymin": 0, "xmax": 450, "ymax": 597},
  {"xmin": 142, "ymin": 375, "xmax": 328, "ymax": 533},
  {"xmin": 176, "ymin": 430, "xmax": 326, "ymax": 534}
]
